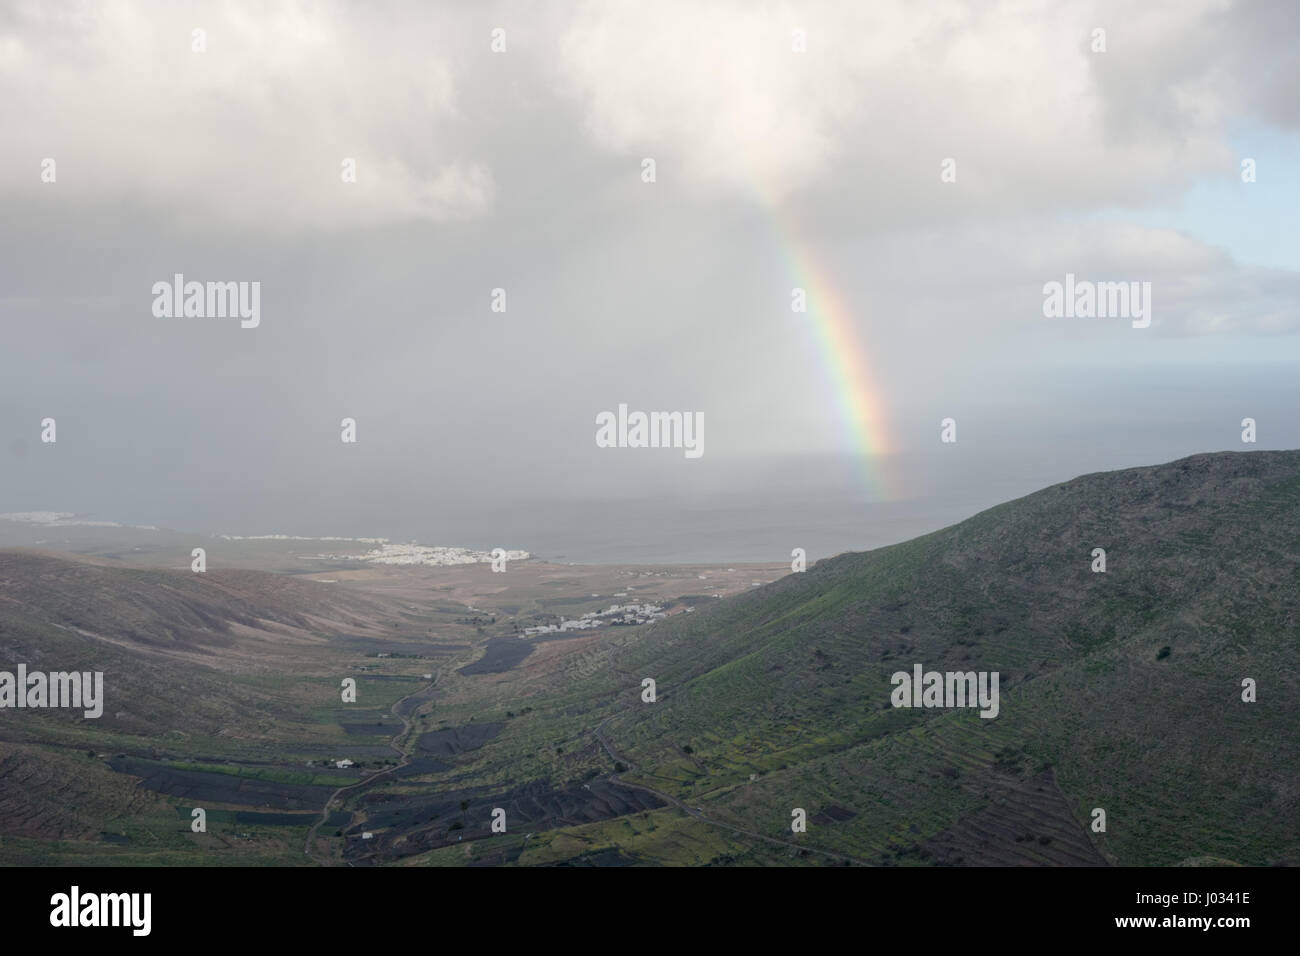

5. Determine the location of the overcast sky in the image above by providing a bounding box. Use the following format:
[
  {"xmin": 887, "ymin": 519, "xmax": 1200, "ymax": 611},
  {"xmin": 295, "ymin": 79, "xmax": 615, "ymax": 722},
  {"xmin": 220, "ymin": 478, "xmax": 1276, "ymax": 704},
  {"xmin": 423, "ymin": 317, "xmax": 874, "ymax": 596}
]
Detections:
[{"xmin": 1, "ymin": 1, "xmax": 1298, "ymax": 558}]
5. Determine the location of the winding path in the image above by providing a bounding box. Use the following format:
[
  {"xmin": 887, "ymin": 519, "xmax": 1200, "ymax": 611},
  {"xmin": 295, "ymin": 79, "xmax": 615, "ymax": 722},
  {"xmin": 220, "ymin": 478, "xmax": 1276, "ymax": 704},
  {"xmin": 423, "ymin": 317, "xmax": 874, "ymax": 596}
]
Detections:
[
  {"xmin": 304, "ymin": 637, "xmax": 871, "ymax": 866},
  {"xmin": 303, "ymin": 681, "xmax": 431, "ymax": 865}
]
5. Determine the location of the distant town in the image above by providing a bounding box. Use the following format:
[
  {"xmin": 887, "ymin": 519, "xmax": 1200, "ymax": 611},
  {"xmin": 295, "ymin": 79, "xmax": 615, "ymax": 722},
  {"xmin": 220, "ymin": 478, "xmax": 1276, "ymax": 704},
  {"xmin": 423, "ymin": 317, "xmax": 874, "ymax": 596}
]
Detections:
[
  {"xmin": 310, "ymin": 543, "xmax": 531, "ymax": 566},
  {"xmin": 523, "ymin": 602, "xmax": 668, "ymax": 636}
]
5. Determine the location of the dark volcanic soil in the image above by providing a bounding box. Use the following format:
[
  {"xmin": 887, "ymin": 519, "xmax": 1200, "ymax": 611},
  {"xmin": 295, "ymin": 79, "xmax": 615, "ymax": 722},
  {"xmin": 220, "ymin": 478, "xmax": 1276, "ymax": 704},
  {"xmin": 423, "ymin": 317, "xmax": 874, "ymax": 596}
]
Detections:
[
  {"xmin": 345, "ymin": 778, "xmax": 665, "ymax": 862},
  {"xmin": 393, "ymin": 755, "xmax": 452, "ymax": 778},
  {"xmin": 108, "ymin": 757, "xmax": 348, "ymax": 810},
  {"xmin": 415, "ymin": 721, "xmax": 505, "ymax": 756},
  {"xmin": 457, "ymin": 638, "xmax": 534, "ymax": 675}
]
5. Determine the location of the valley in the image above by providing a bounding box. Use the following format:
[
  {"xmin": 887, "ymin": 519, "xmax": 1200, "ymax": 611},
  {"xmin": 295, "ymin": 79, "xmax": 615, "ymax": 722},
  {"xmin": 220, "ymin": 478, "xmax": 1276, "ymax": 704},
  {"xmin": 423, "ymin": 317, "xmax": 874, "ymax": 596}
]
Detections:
[{"xmin": 1, "ymin": 451, "xmax": 1297, "ymax": 867}]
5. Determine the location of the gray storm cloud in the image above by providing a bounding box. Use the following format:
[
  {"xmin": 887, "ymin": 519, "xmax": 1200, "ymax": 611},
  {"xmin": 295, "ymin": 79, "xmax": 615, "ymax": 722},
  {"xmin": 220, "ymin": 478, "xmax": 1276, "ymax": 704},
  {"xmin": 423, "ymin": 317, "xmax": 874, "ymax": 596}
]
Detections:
[{"xmin": 1, "ymin": 0, "xmax": 1297, "ymax": 558}]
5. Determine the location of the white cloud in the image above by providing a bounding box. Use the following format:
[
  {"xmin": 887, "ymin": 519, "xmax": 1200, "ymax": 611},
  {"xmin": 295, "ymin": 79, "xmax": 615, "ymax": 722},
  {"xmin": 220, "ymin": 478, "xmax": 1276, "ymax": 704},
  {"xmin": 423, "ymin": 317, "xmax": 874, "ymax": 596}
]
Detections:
[
  {"xmin": 0, "ymin": 1, "xmax": 493, "ymax": 230},
  {"xmin": 554, "ymin": 0, "xmax": 1239, "ymax": 214}
]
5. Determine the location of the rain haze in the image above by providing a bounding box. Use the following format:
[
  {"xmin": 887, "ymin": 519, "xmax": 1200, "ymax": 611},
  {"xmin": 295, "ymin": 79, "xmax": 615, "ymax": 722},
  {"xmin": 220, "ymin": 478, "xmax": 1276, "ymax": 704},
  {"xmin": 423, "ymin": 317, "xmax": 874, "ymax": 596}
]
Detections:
[{"xmin": 2, "ymin": 0, "xmax": 1298, "ymax": 561}]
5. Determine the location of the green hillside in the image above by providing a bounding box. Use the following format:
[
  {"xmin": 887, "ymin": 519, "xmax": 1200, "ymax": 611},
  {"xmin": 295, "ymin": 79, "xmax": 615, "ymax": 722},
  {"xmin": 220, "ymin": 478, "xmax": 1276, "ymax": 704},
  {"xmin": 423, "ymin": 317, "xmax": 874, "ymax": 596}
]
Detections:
[
  {"xmin": 3, "ymin": 451, "xmax": 1296, "ymax": 866},
  {"xmin": 421, "ymin": 450, "xmax": 1298, "ymax": 866}
]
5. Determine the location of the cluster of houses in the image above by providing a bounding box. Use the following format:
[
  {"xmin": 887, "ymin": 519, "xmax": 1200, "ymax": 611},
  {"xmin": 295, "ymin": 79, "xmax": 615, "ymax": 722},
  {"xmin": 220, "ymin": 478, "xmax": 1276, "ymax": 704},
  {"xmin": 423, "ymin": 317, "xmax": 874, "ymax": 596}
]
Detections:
[
  {"xmin": 311, "ymin": 543, "xmax": 530, "ymax": 566},
  {"xmin": 523, "ymin": 602, "xmax": 668, "ymax": 637}
]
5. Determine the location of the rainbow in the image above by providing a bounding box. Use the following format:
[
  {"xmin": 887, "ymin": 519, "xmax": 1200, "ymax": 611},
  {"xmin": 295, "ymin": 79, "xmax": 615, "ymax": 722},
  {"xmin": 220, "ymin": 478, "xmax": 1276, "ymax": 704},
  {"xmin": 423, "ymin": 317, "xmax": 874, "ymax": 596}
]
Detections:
[{"xmin": 766, "ymin": 216, "xmax": 899, "ymax": 500}]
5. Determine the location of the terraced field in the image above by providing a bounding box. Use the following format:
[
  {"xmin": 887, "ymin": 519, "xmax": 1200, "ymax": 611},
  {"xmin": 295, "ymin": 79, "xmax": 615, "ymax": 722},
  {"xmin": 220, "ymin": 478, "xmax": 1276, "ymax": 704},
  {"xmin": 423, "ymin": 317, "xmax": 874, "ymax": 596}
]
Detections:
[
  {"xmin": 369, "ymin": 451, "xmax": 1300, "ymax": 866},
  {"xmin": 3, "ymin": 451, "xmax": 1296, "ymax": 866},
  {"xmin": 0, "ymin": 547, "xmax": 779, "ymax": 864}
]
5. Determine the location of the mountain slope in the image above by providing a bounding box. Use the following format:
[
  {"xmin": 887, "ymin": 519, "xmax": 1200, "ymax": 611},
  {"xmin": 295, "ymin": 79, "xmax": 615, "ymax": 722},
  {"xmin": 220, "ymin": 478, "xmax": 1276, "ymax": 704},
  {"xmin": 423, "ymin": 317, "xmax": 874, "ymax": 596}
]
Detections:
[
  {"xmin": 4, "ymin": 452, "xmax": 1296, "ymax": 866},
  {"xmin": 0, "ymin": 550, "xmax": 404, "ymax": 741},
  {"xmin": 0, "ymin": 551, "xmax": 436, "ymax": 861},
  {"xmin": 437, "ymin": 451, "xmax": 1299, "ymax": 866}
]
